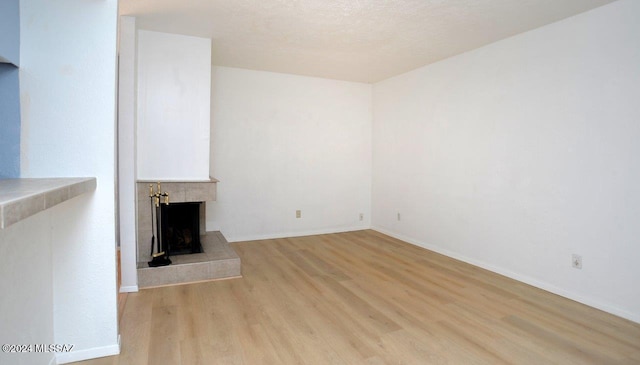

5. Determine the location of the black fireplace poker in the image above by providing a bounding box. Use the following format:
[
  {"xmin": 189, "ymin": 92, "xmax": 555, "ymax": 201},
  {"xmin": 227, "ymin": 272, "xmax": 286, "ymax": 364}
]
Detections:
[{"xmin": 148, "ymin": 182, "xmax": 172, "ymax": 267}]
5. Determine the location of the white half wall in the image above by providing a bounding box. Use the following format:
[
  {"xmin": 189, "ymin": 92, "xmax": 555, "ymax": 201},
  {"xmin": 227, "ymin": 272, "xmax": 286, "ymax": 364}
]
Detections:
[
  {"xmin": 19, "ymin": 0, "xmax": 119, "ymax": 362},
  {"xmin": 372, "ymin": 0, "xmax": 640, "ymax": 323},
  {"xmin": 0, "ymin": 213, "xmax": 55, "ymax": 365},
  {"xmin": 136, "ymin": 30, "xmax": 211, "ymax": 180},
  {"xmin": 208, "ymin": 67, "xmax": 372, "ymax": 242}
]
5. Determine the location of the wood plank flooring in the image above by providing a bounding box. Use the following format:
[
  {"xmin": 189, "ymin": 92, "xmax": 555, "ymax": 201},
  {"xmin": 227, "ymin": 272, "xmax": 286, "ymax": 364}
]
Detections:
[{"xmin": 79, "ymin": 230, "xmax": 640, "ymax": 364}]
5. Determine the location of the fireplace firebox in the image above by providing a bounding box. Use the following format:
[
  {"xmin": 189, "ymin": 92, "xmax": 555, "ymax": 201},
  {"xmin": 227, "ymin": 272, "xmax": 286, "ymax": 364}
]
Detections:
[
  {"xmin": 136, "ymin": 179, "xmax": 217, "ymax": 264},
  {"xmin": 160, "ymin": 202, "xmax": 203, "ymax": 256}
]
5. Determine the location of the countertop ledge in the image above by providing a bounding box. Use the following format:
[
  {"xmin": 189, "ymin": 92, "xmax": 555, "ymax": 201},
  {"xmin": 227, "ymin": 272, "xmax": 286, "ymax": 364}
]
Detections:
[{"xmin": 0, "ymin": 177, "xmax": 97, "ymax": 229}]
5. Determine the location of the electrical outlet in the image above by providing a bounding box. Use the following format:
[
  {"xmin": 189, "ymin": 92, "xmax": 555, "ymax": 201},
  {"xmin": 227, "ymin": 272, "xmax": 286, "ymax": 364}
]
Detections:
[
  {"xmin": 359, "ymin": 213, "xmax": 364, "ymax": 221},
  {"xmin": 296, "ymin": 210, "xmax": 301, "ymax": 218},
  {"xmin": 397, "ymin": 212, "xmax": 401, "ymax": 221},
  {"xmin": 572, "ymin": 254, "xmax": 582, "ymax": 269}
]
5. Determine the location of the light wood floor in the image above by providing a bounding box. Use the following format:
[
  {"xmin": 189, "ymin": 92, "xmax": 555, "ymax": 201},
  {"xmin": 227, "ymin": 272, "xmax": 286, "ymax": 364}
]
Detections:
[{"xmin": 80, "ymin": 230, "xmax": 640, "ymax": 364}]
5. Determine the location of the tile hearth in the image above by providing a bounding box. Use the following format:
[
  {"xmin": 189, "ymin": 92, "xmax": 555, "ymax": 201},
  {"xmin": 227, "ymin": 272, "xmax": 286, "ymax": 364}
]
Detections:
[{"xmin": 137, "ymin": 231, "xmax": 241, "ymax": 288}]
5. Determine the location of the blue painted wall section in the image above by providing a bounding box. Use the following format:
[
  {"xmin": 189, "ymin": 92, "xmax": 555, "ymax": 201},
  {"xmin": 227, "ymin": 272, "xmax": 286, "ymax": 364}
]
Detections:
[
  {"xmin": 0, "ymin": 0, "xmax": 21, "ymax": 177},
  {"xmin": 0, "ymin": 0, "xmax": 20, "ymax": 65},
  {"xmin": 0, "ymin": 64, "xmax": 20, "ymax": 178}
]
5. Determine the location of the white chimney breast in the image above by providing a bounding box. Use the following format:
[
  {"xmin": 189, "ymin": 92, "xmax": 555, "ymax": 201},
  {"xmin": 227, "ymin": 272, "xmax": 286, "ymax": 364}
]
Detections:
[{"xmin": 136, "ymin": 30, "xmax": 211, "ymax": 180}]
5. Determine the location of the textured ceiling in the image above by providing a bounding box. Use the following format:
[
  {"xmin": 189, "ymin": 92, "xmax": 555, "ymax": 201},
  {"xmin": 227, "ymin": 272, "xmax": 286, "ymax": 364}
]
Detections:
[{"xmin": 119, "ymin": 0, "xmax": 616, "ymax": 83}]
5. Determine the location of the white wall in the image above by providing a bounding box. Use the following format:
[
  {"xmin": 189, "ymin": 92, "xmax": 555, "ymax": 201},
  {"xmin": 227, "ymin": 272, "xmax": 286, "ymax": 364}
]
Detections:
[
  {"xmin": 118, "ymin": 16, "xmax": 139, "ymax": 292},
  {"xmin": 19, "ymin": 0, "xmax": 119, "ymax": 363},
  {"xmin": 208, "ymin": 67, "xmax": 372, "ymax": 242},
  {"xmin": 372, "ymin": 0, "xmax": 640, "ymax": 323},
  {"xmin": 137, "ymin": 30, "xmax": 211, "ymax": 180}
]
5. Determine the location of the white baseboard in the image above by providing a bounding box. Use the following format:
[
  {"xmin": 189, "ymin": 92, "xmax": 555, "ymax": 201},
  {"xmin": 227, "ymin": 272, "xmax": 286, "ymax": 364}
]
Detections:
[
  {"xmin": 226, "ymin": 225, "xmax": 370, "ymax": 243},
  {"xmin": 55, "ymin": 335, "xmax": 120, "ymax": 364},
  {"xmin": 119, "ymin": 285, "xmax": 138, "ymax": 293},
  {"xmin": 372, "ymin": 226, "xmax": 640, "ymax": 325}
]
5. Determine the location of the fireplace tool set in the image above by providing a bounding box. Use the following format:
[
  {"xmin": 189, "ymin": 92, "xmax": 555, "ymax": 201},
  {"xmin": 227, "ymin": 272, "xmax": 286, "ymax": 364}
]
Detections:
[{"xmin": 148, "ymin": 182, "xmax": 172, "ymax": 267}]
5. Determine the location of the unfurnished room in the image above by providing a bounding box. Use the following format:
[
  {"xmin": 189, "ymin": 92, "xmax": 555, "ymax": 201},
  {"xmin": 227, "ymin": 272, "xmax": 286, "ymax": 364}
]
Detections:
[{"xmin": 1, "ymin": 0, "xmax": 639, "ymax": 364}]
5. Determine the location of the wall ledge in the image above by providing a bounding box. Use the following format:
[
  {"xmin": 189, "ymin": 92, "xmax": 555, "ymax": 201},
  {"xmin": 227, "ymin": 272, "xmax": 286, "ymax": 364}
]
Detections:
[{"xmin": 0, "ymin": 177, "xmax": 96, "ymax": 229}]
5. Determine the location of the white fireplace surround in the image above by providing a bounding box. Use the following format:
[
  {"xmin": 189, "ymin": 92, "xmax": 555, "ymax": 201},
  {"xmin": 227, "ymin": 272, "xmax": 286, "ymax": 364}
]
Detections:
[{"xmin": 136, "ymin": 179, "xmax": 217, "ymax": 262}]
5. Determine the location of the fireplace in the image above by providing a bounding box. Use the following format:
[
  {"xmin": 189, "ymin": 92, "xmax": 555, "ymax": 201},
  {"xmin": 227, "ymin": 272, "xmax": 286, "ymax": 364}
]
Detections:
[
  {"xmin": 161, "ymin": 202, "xmax": 202, "ymax": 255},
  {"xmin": 135, "ymin": 179, "xmax": 242, "ymax": 288},
  {"xmin": 136, "ymin": 179, "xmax": 218, "ymax": 264}
]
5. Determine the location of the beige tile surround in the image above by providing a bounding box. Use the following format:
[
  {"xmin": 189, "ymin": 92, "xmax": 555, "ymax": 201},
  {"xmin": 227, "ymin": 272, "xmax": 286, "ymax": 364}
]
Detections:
[{"xmin": 136, "ymin": 179, "xmax": 217, "ymax": 261}]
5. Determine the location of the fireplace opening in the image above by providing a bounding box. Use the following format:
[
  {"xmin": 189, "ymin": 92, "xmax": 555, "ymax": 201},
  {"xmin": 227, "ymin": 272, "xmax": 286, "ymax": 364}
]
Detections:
[{"xmin": 160, "ymin": 202, "xmax": 202, "ymax": 256}]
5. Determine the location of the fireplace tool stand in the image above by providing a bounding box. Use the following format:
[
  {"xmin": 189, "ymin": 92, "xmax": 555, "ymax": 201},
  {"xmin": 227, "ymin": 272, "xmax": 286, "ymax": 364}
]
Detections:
[{"xmin": 148, "ymin": 182, "xmax": 171, "ymax": 267}]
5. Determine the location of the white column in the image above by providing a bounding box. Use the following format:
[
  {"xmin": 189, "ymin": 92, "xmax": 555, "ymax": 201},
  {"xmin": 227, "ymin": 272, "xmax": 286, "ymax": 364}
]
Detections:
[{"xmin": 118, "ymin": 16, "xmax": 139, "ymax": 292}]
